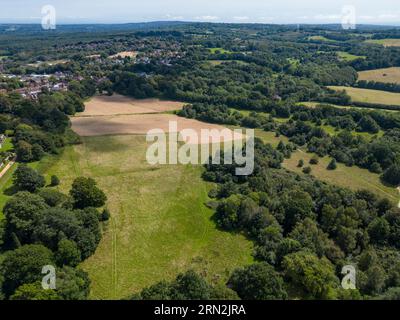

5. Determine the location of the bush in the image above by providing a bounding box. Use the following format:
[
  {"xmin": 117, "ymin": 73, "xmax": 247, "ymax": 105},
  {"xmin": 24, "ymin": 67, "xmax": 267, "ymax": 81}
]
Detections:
[
  {"xmin": 310, "ymin": 156, "xmax": 319, "ymax": 165},
  {"xmin": 297, "ymin": 159, "xmax": 304, "ymax": 168},
  {"xmin": 70, "ymin": 177, "xmax": 107, "ymax": 209},
  {"xmin": 327, "ymin": 159, "xmax": 337, "ymax": 170},
  {"xmin": 100, "ymin": 208, "xmax": 111, "ymax": 221},
  {"xmin": 50, "ymin": 175, "xmax": 60, "ymax": 186},
  {"xmin": 303, "ymin": 166, "xmax": 312, "ymax": 174}
]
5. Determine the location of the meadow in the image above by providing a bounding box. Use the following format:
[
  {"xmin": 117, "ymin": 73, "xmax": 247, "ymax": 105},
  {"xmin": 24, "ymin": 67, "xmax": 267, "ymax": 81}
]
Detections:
[
  {"xmin": 358, "ymin": 67, "xmax": 400, "ymax": 84},
  {"xmin": 329, "ymin": 86, "xmax": 400, "ymax": 106},
  {"xmin": 366, "ymin": 39, "xmax": 400, "ymax": 47},
  {"xmin": 38, "ymin": 135, "xmax": 254, "ymax": 299},
  {"xmin": 337, "ymin": 51, "xmax": 365, "ymax": 62},
  {"xmin": 283, "ymin": 149, "xmax": 398, "ymax": 202}
]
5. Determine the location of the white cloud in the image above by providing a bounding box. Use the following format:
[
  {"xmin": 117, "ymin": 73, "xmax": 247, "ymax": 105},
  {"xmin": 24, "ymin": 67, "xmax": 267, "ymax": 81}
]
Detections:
[
  {"xmin": 233, "ymin": 16, "xmax": 249, "ymax": 21},
  {"xmin": 313, "ymin": 14, "xmax": 341, "ymax": 21},
  {"xmin": 194, "ymin": 15, "xmax": 219, "ymax": 21}
]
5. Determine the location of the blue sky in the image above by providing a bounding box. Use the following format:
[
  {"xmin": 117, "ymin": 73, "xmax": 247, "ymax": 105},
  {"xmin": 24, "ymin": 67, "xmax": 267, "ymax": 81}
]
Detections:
[{"xmin": 0, "ymin": 0, "xmax": 399, "ymax": 25}]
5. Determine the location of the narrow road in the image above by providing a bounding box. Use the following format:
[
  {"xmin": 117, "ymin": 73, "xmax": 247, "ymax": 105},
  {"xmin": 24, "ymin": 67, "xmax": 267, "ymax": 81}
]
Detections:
[{"xmin": 0, "ymin": 160, "xmax": 15, "ymax": 180}]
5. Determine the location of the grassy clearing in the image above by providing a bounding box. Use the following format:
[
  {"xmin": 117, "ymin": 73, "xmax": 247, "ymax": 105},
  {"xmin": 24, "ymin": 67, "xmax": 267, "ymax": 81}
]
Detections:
[
  {"xmin": 283, "ymin": 150, "xmax": 398, "ymax": 202},
  {"xmin": 329, "ymin": 86, "xmax": 400, "ymax": 106},
  {"xmin": 209, "ymin": 48, "xmax": 233, "ymax": 54},
  {"xmin": 298, "ymin": 101, "xmax": 397, "ymax": 113},
  {"xmin": 38, "ymin": 135, "xmax": 253, "ymax": 299},
  {"xmin": 308, "ymin": 36, "xmax": 335, "ymax": 42},
  {"xmin": 358, "ymin": 67, "xmax": 400, "ymax": 84},
  {"xmin": 366, "ymin": 39, "xmax": 400, "ymax": 47},
  {"xmin": 337, "ymin": 51, "xmax": 365, "ymax": 61}
]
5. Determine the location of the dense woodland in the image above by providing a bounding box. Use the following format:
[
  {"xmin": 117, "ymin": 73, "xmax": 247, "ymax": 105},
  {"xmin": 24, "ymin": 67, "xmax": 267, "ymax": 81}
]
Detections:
[{"xmin": 1, "ymin": 22, "xmax": 400, "ymax": 300}]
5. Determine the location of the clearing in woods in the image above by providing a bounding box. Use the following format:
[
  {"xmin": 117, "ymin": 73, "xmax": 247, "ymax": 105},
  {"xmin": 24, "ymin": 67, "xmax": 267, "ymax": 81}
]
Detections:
[
  {"xmin": 366, "ymin": 39, "xmax": 400, "ymax": 47},
  {"xmin": 328, "ymin": 86, "xmax": 400, "ymax": 106},
  {"xmin": 40, "ymin": 135, "xmax": 254, "ymax": 299},
  {"xmin": 283, "ymin": 150, "xmax": 398, "ymax": 202},
  {"xmin": 358, "ymin": 67, "xmax": 400, "ymax": 84}
]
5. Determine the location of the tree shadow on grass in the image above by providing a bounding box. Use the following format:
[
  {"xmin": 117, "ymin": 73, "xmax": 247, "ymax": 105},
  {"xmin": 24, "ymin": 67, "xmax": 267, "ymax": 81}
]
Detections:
[{"xmin": 3, "ymin": 184, "xmax": 18, "ymax": 197}]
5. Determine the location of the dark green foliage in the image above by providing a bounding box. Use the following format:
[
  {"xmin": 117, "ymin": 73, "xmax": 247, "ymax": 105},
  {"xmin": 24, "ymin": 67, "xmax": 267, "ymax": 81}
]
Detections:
[
  {"xmin": 382, "ymin": 164, "xmax": 400, "ymax": 186},
  {"xmin": 10, "ymin": 282, "xmax": 60, "ymax": 300},
  {"xmin": 327, "ymin": 158, "xmax": 337, "ymax": 170},
  {"xmin": 55, "ymin": 239, "xmax": 82, "ymax": 267},
  {"xmin": 70, "ymin": 177, "xmax": 107, "ymax": 209},
  {"xmin": 1, "ymin": 244, "xmax": 54, "ymax": 297},
  {"xmin": 228, "ymin": 263, "xmax": 287, "ymax": 300},
  {"xmin": 12, "ymin": 165, "xmax": 45, "ymax": 192},
  {"xmin": 302, "ymin": 166, "xmax": 312, "ymax": 174},
  {"xmin": 50, "ymin": 175, "xmax": 60, "ymax": 187}
]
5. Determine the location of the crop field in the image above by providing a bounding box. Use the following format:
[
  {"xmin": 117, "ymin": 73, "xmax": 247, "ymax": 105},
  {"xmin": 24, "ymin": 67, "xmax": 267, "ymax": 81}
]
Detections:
[
  {"xmin": 358, "ymin": 67, "xmax": 400, "ymax": 84},
  {"xmin": 283, "ymin": 150, "xmax": 398, "ymax": 202},
  {"xmin": 329, "ymin": 86, "xmax": 400, "ymax": 106},
  {"xmin": 337, "ymin": 51, "xmax": 365, "ymax": 61},
  {"xmin": 77, "ymin": 95, "xmax": 185, "ymax": 117},
  {"xmin": 366, "ymin": 39, "xmax": 400, "ymax": 47},
  {"xmin": 39, "ymin": 135, "xmax": 254, "ymax": 299},
  {"xmin": 72, "ymin": 96, "xmax": 242, "ymax": 143}
]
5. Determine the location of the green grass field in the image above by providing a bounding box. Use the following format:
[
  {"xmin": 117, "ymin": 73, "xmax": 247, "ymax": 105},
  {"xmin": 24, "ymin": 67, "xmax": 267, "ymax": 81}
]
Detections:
[
  {"xmin": 358, "ymin": 67, "xmax": 400, "ymax": 84},
  {"xmin": 209, "ymin": 47, "xmax": 233, "ymax": 54},
  {"xmin": 366, "ymin": 39, "xmax": 400, "ymax": 47},
  {"xmin": 329, "ymin": 86, "xmax": 400, "ymax": 106},
  {"xmin": 283, "ymin": 150, "xmax": 398, "ymax": 202},
  {"xmin": 37, "ymin": 135, "xmax": 253, "ymax": 299},
  {"xmin": 337, "ymin": 51, "xmax": 365, "ymax": 62},
  {"xmin": 308, "ymin": 35, "xmax": 335, "ymax": 42}
]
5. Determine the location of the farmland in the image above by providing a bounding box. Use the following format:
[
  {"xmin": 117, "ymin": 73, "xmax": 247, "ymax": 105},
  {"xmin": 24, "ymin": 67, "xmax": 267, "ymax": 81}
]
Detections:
[
  {"xmin": 329, "ymin": 86, "xmax": 400, "ymax": 105},
  {"xmin": 366, "ymin": 38, "xmax": 400, "ymax": 47},
  {"xmin": 337, "ymin": 51, "xmax": 365, "ymax": 62},
  {"xmin": 76, "ymin": 94, "xmax": 185, "ymax": 117},
  {"xmin": 39, "ymin": 135, "xmax": 254, "ymax": 299},
  {"xmin": 358, "ymin": 67, "xmax": 400, "ymax": 84}
]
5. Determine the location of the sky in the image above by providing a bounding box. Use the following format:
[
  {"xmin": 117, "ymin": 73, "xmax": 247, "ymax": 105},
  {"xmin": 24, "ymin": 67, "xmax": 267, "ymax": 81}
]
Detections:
[{"xmin": 0, "ymin": 0, "xmax": 399, "ymax": 25}]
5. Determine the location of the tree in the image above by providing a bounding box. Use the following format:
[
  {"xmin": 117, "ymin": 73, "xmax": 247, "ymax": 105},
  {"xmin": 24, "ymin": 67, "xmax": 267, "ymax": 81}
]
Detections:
[
  {"xmin": 55, "ymin": 239, "xmax": 81, "ymax": 267},
  {"xmin": 139, "ymin": 281, "xmax": 173, "ymax": 300},
  {"xmin": 38, "ymin": 189, "xmax": 70, "ymax": 208},
  {"xmin": 170, "ymin": 270, "xmax": 211, "ymax": 300},
  {"xmin": 382, "ymin": 164, "xmax": 400, "ymax": 186},
  {"xmin": 15, "ymin": 140, "xmax": 33, "ymax": 162},
  {"xmin": 51, "ymin": 175, "xmax": 60, "ymax": 187},
  {"xmin": 368, "ymin": 217, "xmax": 390, "ymax": 245},
  {"xmin": 297, "ymin": 159, "xmax": 304, "ymax": 168},
  {"xmin": 55, "ymin": 267, "xmax": 90, "ymax": 300},
  {"xmin": 283, "ymin": 190, "xmax": 314, "ymax": 231},
  {"xmin": 70, "ymin": 177, "xmax": 107, "ymax": 209},
  {"xmin": 310, "ymin": 156, "xmax": 319, "ymax": 165},
  {"xmin": 13, "ymin": 165, "xmax": 45, "ymax": 192},
  {"xmin": 283, "ymin": 251, "xmax": 339, "ymax": 299},
  {"xmin": 3, "ymin": 192, "xmax": 48, "ymax": 245},
  {"xmin": 228, "ymin": 263, "xmax": 287, "ymax": 300},
  {"xmin": 10, "ymin": 282, "xmax": 59, "ymax": 300},
  {"xmin": 1, "ymin": 244, "xmax": 54, "ymax": 297},
  {"xmin": 327, "ymin": 159, "xmax": 337, "ymax": 170},
  {"xmin": 303, "ymin": 166, "xmax": 312, "ymax": 174}
]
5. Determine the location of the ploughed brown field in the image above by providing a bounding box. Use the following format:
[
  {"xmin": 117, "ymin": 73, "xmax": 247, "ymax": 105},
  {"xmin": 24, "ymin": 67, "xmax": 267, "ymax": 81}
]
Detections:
[
  {"xmin": 77, "ymin": 94, "xmax": 185, "ymax": 116},
  {"xmin": 71, "ymin": 95, "xmax": 243, "ymax": 144}
]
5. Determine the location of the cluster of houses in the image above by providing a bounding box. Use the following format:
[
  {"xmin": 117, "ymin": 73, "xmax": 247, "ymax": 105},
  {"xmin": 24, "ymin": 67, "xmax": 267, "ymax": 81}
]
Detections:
[{"xmin": 0, "ymin": 72, "xmax": 83, "ymax": 99}]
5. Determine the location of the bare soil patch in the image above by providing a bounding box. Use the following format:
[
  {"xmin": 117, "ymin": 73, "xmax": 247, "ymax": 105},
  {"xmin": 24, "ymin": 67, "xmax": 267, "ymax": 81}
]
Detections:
[
  {"xmin": 109, "ymin": 51, "xmax": 138, "ymax": 59},
  {"xmin": 78, "ymin": 95, "xmax": 185, "ymax": 117},
  {"xmin": 71, "ymin": 114, "xmax": 243, "ymax": 144}
]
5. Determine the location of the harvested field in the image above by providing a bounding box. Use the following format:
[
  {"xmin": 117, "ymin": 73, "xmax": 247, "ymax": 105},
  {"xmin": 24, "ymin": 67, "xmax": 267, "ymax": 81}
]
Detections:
[
  {"xmin": 358, "ymin": 67, "xmax": 400, "ymax": 84},
  {"xmin": 71, "ymin": 114, "xmax": 243, "ymax": 144},
  {"xmin": 78, "ymin": 95, "xmax": 185, "ymax": 117},
  {"xmin": 109, "ymin": 51, "xmax": 137, "ymax": 59},
  {"xmin": 328, "ymin": 86, "xmax": 400, "ymax": 106}
]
